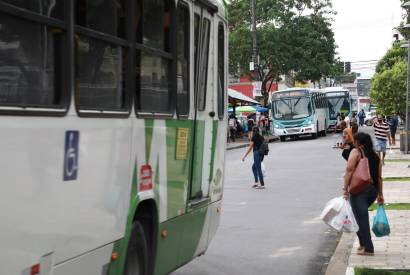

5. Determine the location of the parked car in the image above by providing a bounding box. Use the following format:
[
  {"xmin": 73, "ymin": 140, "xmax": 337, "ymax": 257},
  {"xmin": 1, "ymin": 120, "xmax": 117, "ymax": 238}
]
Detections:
[{"xmin": 364, "ymin": 111, "xmax": 377, "ymax": 126}]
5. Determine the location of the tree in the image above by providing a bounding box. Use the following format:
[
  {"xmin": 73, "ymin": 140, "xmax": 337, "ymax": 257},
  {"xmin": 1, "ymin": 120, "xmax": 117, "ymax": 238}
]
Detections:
[
  {"xmin": 370, "ymin": 61, "xmax": 407, "ymax": 119},
  {"xmin": 228, "ymin": 0, "xmax": 338, "ymax": 103},
  {"xmin": 285, "ymin": 14, "xmax": 338, "ymax": 86},
  {"xmin": 375, "ymin": 45, "xmax": 407, "ymax": 73}
]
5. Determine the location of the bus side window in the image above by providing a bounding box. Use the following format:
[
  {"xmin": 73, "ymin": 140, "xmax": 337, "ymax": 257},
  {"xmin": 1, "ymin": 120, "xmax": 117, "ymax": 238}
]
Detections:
[
  {"xmin": 75, "ymin": 0, "xmax": 128, "ymax": 112},
  {"xmin": 217, "ymin": 22, "xmax": 225, "ymax": 119},
  {"xmin": 137, "ymin": 0, "xmax": 173, "ymax": 114},
  {"xmin": 197, "ymin": 18, "xmax": 211, "ymax": 111},
  {"xmin": 194, "ymin": 14, "xmax": 200, "ymax": 92},
  {"xmin": 0, "ymin": 3, "xmax": 65, "ymax": 108},
  {"xmin": 176, "ymin": 3, "xmax": 190, "ymax": 117}
]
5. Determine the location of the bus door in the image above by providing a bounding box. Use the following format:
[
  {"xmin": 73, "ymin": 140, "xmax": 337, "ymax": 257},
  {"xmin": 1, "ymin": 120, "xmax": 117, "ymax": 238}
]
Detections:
[{"xmin": 179, "ymin": 5, "xmax": 215, "ymax": 262}]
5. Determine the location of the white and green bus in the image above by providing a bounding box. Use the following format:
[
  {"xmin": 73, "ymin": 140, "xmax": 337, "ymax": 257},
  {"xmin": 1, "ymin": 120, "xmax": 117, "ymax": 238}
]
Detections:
[
  {"xmin": 322, "ymin": 87, "xmax": 352, "ymax": 130},
  {"xmin": 0, "ymin": 0, "xmax": 227, "ymax": 274},
  {"xmin": 272, "ymin": 88, "xmax": 328, "ymax": 141}
]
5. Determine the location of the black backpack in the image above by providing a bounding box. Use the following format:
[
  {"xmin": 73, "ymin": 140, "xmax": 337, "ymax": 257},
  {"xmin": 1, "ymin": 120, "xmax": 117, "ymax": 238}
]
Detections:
[{"xmin": 258, "ymin": 139, "xmax": 269, "ymax": 156}]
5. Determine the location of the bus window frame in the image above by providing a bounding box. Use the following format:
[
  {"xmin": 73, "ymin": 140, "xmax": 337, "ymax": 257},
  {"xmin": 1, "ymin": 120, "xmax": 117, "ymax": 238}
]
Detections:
[
  {"xmin": 74, "ymin": 0, "xmax": 132, "ymax": 118},
  {"xmin": 217, "ymin": 21, "xmax": 225, "ymax": 120},
  {"xmin": 175, "ymin": 1, "xmax": 191, "ymax": 120},
  {"xmin": 135, "ymin": 0, "xmax": 176, "ymax": 119},
  {"xmin": 0, "ymin": 1, "xmax": 72, "ymax": 117}
]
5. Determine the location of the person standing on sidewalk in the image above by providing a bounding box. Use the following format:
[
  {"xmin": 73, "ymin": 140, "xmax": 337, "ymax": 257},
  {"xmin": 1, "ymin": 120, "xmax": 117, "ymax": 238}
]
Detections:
[
  {"xmin": 343, "ymin": 132, "xmax": 384, "ymax": 256},
  {"xmin": 228, "ymin": 114, "xmax": 237, "ymax": 142},
  {"xmin": 242, "ymin": 127, "xmax": 265, "ymax": 189},
  {"xmin": 373, "ymin": 115, "xmax": 391, "ymax": 165},
  {"xmin": 358, "ymin": 109, "xmax": 366, "ymax": 127},
  {"xmin": 389, "ymin": 113, "xmax": 398, "ymax": 146}
]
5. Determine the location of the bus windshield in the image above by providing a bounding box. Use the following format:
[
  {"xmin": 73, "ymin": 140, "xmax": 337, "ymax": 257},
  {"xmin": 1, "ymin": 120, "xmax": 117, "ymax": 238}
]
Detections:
[
  {"xmin": 327, "ymin": 95, "xmax": 350, "ymax": 120},
  {"xmin": 273, "ymin": 96, "xmax": 312, "ymax": 120}
]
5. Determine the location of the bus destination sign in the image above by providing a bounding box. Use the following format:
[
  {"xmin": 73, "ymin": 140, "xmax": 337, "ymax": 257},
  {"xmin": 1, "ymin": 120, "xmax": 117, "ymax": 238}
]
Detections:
[
  {"xmin": 273, "ymin": 90, "xmax": 308, "ymax": 99},
  {"xmin": 326, "ymin": 91, "xmax": 348, "ymax": 97}
]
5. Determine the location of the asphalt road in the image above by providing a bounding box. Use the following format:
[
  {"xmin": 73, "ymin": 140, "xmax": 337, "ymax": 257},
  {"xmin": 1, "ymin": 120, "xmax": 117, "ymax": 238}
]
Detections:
[{"xmin": 172, "ymin": 133, "xmax": 348, "ymax": 275}]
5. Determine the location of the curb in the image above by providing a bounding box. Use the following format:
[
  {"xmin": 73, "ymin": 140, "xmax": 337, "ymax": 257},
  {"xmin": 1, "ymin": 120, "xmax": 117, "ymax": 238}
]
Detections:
[
  {"xmin": 226, "ymin": 143, "xmax": 248, "ymax": 151},
  {"xmin": 325, "ymin": 232, "xmax": 356, "ymax": 275},
  {"xmin": 226, "ymin": 137, "xmax": 279, "ymax": 151}
]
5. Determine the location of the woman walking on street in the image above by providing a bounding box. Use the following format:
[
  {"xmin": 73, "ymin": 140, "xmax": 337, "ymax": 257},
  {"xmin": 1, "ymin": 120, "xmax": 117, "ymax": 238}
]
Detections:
[
  {"xmin": 242, "ymin": 127, "xmax": 265, "ymax": 189},
  {"xmin": 343, "ymin": 132, "xmax": 384, "ymax": 256}
]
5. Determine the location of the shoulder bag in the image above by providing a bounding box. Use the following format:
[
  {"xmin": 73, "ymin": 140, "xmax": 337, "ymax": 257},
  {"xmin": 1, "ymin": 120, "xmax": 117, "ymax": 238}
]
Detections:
[{"xmin": 349, "ymin": 149, "xmax": 372, "ymax": 195}]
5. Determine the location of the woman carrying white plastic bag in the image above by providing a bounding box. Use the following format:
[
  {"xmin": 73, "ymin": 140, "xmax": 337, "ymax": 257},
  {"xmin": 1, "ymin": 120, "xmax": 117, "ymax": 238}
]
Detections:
[{"xmin": 342, "ymin": 132, "xmax": 384, "ymax": 256}]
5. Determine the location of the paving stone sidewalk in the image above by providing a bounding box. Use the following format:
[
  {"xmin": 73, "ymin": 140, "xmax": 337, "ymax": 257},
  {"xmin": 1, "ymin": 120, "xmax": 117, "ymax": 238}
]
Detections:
[{"xmin": 344, "ymin": 158, "xmax": 410, "ymax": 274}]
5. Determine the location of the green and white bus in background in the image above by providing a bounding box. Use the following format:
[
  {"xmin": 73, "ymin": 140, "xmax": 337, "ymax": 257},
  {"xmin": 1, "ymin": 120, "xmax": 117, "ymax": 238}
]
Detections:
[
  {"xmin": 322, "ymin": 87, "xmax": 352, "ymax": 130},
  {"xmin": 271, "ymin": 88, "xmax": 328, "ymax": 141},
  {"xmin": 0, "ymin": 0, "xmax": 227, "ymax": 274}
]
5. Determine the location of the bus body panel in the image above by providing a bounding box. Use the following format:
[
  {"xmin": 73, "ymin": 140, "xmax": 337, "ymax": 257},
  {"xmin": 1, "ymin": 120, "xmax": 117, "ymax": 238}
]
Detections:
[
  {"xmin": 53, "ymin": 243, "xmax": 114, "ymax": 275},
  {"xmin": 0, "ymin": 115, "xmax": 132, "ymax": 275}
]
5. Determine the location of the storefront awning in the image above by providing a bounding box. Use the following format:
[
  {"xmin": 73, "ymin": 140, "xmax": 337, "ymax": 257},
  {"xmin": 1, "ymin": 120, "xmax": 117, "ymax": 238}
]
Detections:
[{"xmin": 228, "ymin": 88, "xmax": 259, "ymax": 104}]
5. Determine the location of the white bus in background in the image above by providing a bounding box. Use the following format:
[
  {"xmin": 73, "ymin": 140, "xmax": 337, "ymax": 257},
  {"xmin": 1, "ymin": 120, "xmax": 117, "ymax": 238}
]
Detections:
[
  {"xmin": 271, "ymin": 88, "xmax": 328, "ymax": 141},
  {"xmin": 322, "ymin": 87, "xmax": 352, "ymax": 130}
]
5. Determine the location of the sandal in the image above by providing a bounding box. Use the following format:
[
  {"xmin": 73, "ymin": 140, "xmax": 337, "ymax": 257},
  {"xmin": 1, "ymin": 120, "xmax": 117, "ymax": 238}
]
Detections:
[{"xmin": 357, "ymin": 250, "xmax": 374, "ymax": 256}]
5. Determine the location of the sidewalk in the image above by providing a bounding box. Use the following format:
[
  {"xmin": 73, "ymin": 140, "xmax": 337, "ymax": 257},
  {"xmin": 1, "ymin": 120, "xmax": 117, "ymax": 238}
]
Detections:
[
  {"xmin": 326, "ymin": 136, "xmax": 410, "ymax": 275},
  {"xmin": 226, "ymin": 134, "xmax": 278, "ymax": 150}
]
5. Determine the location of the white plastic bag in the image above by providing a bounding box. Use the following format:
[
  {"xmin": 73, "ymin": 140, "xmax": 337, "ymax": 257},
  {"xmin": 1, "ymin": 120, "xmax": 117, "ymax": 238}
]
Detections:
[
  {"xmin": 320, "ymin": 197, "xmax": 344, "ymax": 225},
  {"xmin": 321, "ymin": 197, "xmax": 359, "ymax": 233},
  {"xmin": 261, "ymin": 162, "xmax": 267, "ymax": 177}
]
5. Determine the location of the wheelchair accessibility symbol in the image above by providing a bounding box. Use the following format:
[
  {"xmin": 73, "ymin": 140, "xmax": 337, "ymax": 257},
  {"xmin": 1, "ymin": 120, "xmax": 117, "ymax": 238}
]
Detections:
[{"xmin": 63, "ymin": 131, "xmax": 79, "ymax": 181}]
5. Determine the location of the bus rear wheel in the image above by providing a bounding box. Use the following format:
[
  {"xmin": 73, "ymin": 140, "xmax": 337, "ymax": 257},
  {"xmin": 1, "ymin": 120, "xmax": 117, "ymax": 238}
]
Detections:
[{"xmin": 125, "ymin": 221, "xmax": 149, "ymax": 275}]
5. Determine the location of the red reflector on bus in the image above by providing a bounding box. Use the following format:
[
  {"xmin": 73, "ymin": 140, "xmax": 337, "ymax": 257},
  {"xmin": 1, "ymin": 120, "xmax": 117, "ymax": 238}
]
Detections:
[
  {"xmin": 31, "ymin": 264, "xmax": 40, "ymax": 275},
  {"xmin": 111, "ymin": 252, "xmax": 119, "ymax": 261}
]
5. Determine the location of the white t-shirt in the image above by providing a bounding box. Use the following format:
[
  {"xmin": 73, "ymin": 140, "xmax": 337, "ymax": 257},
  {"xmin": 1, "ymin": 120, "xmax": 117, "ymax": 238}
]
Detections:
[{"xmin": 344, "ymin": 116, "xmax": 350, "ymax": 128}]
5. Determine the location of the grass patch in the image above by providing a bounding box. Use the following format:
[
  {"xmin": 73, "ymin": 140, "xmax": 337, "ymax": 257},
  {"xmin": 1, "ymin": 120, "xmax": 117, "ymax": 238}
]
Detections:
[
  {"xmin": 368, "ymin": 203, "xmax": 410, "ymax": 211},
  {"xmin": 383, "ymin": 177, "xmax": 410, "ymax": 182},
  {"xmin": 385, "ymin": 159, "xmax": 410, "ymax": 163},
  {"xmin": 355, "ymin": 267, "xmax": 410, "ymax": 275}
]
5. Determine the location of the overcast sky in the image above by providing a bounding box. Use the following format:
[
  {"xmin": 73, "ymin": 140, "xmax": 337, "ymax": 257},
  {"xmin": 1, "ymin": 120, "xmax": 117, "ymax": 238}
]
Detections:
[{"xmin": 332, "ymin": 0, "xmax": 403, "ymax": 77}]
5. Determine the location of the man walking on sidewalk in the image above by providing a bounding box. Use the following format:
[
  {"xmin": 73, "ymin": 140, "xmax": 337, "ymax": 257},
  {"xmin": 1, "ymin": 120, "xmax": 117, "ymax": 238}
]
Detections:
[{"xmin": 373, "ymin": 115, "xmax": 391, "ymax": 165}]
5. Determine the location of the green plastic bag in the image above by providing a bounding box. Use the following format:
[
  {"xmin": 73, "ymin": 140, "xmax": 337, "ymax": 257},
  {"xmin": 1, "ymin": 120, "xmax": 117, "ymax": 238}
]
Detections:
[{"xmin": 372, "ymin": 205, "xmax": 390, "ymax": 237}]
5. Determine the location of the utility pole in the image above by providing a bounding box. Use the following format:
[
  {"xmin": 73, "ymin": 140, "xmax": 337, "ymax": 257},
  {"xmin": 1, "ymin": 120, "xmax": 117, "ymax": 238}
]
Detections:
[
  {"xmin": 251, "ymin": 0, "xmax": 257, "ymax": 67},
  {"xmin": 406, "ymin": 39, "xmax": 410, "ymax": 154}
]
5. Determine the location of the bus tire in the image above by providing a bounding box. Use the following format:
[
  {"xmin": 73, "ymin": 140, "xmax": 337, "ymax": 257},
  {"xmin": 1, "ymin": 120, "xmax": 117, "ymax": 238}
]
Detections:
[
  {"xmin": 280, "ymin": 136, "xmax": 286, "ymax": 142},
  {"xmin": 125, "ymin": 221, "xmax": 149, "ymax": 275}
]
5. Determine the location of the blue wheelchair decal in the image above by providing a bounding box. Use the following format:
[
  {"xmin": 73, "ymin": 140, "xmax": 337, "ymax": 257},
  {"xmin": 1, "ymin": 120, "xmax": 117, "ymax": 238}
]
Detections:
[{"xmin": 63, "ymin": 131, "xmax": 79, "ymax": 181}]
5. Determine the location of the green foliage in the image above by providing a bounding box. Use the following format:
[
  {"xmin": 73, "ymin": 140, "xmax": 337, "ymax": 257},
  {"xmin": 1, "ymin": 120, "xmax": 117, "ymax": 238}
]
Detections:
[
  {"xmin": 228, "ymin": 0, "xmax": 338, "ymax": 100},
  {"xmin": 285, "ymin": 14, "xmax": 337, "ymax": 83},
  {"xmin": 370, "ymin": 60, "xmax": 406, "ymax": 118},
  {"xmin": 368, "ymin": 203, "xmax": 410, "ymax": 211},
  {"xmin": 375, "ymin": 45, "xmax": 407, "ymax": 73},
  {"xmin": 355, "ymin": 267, "xmax": 410, "ymax": 275}
]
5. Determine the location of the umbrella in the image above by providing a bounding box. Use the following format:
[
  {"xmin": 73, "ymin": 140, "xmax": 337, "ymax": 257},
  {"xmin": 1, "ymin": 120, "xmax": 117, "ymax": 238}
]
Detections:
[
  {"xmin": 256, "ymin": 106, "xmax": 268, "ymax": 112},
  {"xmin": 235, "ymin": 106, "xmax": 257, "ymax": 113}
]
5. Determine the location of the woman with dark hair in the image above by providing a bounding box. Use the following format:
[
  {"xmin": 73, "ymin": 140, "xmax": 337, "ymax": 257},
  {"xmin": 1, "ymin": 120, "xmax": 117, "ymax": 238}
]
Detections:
[
  {"xmin": 340, "ymin": 122, "xmax": 359, "ymax": 161},
  {"xmin": 343, "ymin": 132, "xmax": 384, "ymax": 256},
  {"xmin": 242, "ymin": 126, "xmax": 265, "ymax": 189}
]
